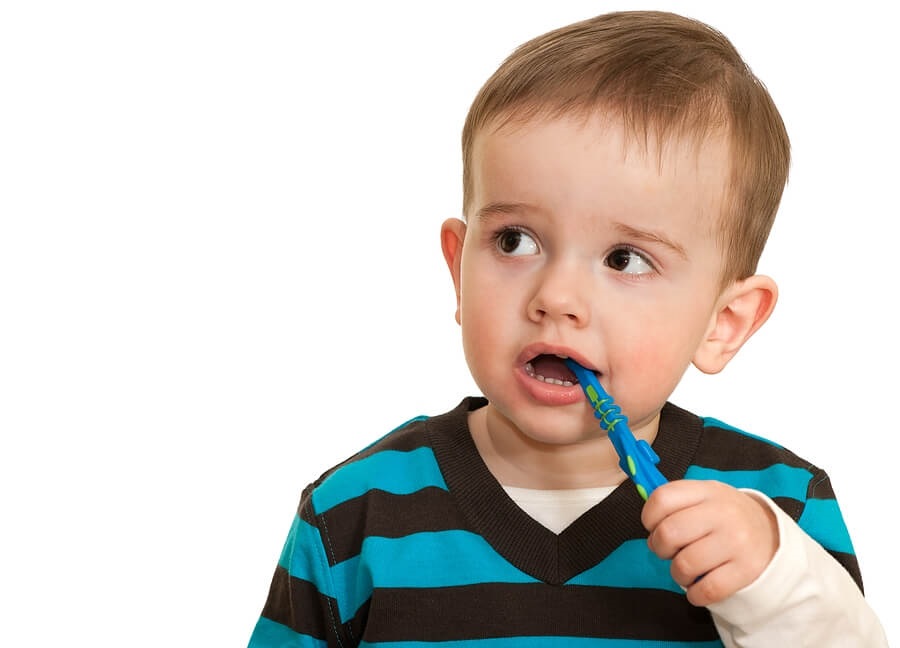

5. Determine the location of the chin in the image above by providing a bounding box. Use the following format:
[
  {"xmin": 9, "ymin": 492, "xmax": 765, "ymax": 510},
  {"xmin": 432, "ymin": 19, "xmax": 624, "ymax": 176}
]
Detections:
[{"xmin": 489, "ymin": 399, "xmax": 599, "ymax": 445}]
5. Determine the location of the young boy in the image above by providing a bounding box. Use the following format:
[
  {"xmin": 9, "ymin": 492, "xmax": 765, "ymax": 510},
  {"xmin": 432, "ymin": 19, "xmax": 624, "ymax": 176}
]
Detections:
[{"xmin": 248, "ymin": 11, "xmax": 886, "ymax": 646}]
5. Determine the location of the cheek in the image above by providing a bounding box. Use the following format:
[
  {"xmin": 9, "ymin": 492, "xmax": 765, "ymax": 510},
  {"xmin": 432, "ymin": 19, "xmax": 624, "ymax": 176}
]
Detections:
[
  {"xmin": 611, "ymin": 313, "xmax": 704, "ymax": 386},
  {"xmin": 459, "ymin": 257, "xmax": 524, "ymax": 320},
  {"xmin": 459, "ymin": 273, "xmax": 507, "ymax": 357},
  {"xmin": 611, "ymin": 334, "xmax": 690, "ymax": 424},
  {"xmin": 622, "ymin": 330, "xmax": 684, "ymax": 376}
]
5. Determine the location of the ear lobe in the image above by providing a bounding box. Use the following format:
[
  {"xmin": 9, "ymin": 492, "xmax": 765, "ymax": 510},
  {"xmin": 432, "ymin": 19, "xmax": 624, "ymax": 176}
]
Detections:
[
  {"xmin": 440, "ymin": 218, "xmax": 467, "ymax": 325},
  {"xmin": 693, "ymin": 275, "xmax": 778, "ymax": 375}
]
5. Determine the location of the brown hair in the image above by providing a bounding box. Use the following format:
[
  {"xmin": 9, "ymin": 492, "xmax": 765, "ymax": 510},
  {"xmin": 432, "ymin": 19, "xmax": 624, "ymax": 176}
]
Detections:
[{"xmin": 461, "ymin": 11, "xmax": 790, "ymax": 284}]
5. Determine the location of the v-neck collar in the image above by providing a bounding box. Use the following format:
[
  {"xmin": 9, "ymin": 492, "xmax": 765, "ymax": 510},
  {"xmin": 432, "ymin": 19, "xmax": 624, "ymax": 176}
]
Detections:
[{"xmin": 426, "ymin": 397, "xmax": 703, "ymax": 585}]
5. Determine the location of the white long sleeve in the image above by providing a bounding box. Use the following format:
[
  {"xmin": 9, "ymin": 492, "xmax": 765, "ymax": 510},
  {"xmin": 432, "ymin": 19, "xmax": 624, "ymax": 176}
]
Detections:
[{"xmin": 708, "ymin": 491, "xmax": 888, "ymax": 647}]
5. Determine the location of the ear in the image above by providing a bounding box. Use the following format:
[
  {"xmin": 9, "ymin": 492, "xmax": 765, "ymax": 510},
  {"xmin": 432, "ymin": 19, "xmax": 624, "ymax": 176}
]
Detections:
[
  {"xmin": 440, "ymin": 218, "xmax": 467, "ymax": 325},
  {"xmin": 693, "ymin": 275, "xmax": 778, "ymax": 374}
]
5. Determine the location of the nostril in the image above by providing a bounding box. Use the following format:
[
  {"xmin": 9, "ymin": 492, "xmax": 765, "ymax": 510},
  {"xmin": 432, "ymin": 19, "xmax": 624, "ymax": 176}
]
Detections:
[{"xmin": 527, "ymin": 288, "xmax": 588, "ymax": 325}]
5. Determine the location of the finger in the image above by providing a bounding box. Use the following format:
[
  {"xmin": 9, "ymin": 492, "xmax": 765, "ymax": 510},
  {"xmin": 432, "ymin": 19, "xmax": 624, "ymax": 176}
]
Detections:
[
  {"xmin": 668, "ymin": 532, "xmax": 730, "ymax": 588},
  {"xmin": 641, "ymin": 480, "xmax": 709, "ymax": 532},
  {"xmin": 684, "ymin": 560, "xmax": 750, "ymax": 607},
  {"xmin": 647, "ymin": 501, "xmax": 715, "ymax": 560}
]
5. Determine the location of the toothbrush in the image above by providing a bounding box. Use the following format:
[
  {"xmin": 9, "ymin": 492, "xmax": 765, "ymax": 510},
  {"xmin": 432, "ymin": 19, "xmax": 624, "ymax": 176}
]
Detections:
[{"xmin": 564, "ymin": 358, "xmax": 668, "ymax": 501}]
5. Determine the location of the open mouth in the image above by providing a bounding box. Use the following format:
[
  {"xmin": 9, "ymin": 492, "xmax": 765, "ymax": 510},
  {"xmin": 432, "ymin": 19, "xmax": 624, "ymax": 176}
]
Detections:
[{"xmin": 524, "ymin": 354, "xmax": 583, "ymax": 386}]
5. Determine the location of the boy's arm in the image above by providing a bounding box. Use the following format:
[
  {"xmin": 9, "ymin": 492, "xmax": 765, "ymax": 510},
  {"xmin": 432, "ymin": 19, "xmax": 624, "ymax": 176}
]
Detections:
[
  {"xmin": 247, "ymin": 487, "xmax": 347, "ymax": 648},
  {"xmin": 708, "ymin": 491, "xmax": 888, "ymax": 647}
]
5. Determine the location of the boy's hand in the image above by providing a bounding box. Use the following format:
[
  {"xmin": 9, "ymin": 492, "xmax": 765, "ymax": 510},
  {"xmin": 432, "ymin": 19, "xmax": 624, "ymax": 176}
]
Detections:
[{"xmin": 641, "ymin": 480, "xmax": 778, "ymax": 608}]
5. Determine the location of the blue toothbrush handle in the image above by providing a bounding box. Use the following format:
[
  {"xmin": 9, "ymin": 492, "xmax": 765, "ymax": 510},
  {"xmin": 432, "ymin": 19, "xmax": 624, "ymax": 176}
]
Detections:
[
  {"xmin": 613, "ymin": 433, "xmax": 668, "ymax": 501},
  {"xmin": 564, "ymin": 359, "xmax": 668, "ymax": 501}
]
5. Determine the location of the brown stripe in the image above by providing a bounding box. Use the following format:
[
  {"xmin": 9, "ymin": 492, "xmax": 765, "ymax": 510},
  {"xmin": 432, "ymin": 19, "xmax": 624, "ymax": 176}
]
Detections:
[
  {"xmin": 361, "ymin": 582, "xmax": 717, "ymax": 642},
  {"xmin": 696, "ymin": 424, "xmax": 812, "ymax": 472},
  {"xmin": 318, "ymin": 486, "xmax": 468, "ymax": 565},
  {"xmin": 805, "ymin": 470, "xmax": 836, "ymax": 499},
  {"xmin": 829, "ymin": 550, "xmax": 863, "ymax": 592},
  {"xmin": 260, "ymin": 565, "xmax": 335, "ymax": 641}
]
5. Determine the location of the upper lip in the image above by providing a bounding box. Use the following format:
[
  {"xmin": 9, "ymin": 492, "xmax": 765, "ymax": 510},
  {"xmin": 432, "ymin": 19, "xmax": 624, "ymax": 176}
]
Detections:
[{"xmin": 517, "ymin": 342, "xmax": 601, "ymax": 374}]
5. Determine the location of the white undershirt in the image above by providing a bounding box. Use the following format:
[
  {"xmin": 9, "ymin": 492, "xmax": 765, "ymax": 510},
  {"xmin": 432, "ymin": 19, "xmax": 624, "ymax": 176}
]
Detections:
[{"xmin": 502, "ymin": 484, "xmax": 617, "ymax": 534}]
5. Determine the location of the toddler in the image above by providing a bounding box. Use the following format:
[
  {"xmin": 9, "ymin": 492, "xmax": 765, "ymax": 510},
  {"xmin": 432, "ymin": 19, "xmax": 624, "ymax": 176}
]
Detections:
[{"xmin": 248, "ymin": 11, "xmax": 887, "ymax": 646}]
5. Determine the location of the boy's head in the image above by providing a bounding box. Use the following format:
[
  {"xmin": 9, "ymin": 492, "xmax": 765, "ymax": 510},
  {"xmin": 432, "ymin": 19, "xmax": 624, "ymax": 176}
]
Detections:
[
  {"xmin": 461, "ymin": 10, "xmax": 789, "ymax": 287},
  {"xmin": 442, "ymin": 11, "xmax": 786, "ymax": 444}
]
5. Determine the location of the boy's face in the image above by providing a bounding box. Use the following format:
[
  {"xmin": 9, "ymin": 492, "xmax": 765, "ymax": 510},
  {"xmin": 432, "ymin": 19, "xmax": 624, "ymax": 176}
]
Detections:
[{"xmin": 444, "ymin": 114, "xmax": 734, "ymax": 445}]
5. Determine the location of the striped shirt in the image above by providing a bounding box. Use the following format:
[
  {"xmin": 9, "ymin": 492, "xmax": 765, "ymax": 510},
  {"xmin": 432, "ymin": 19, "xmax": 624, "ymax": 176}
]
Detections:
[{"xmin": 248, "ymin": 397, "xmax": 861, "ymax": 647}]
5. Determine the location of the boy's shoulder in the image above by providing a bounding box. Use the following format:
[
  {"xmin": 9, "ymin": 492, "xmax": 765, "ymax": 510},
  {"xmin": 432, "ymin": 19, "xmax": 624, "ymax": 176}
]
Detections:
[
  {"xmin": 692, "ymin": 409, "xmax": 820, "ymax": 476},
  {"xmin": 301, "ymin": 397, "xmax": 480, "ymax": 515},
  {"xmin": 662, "ymin": 401, "xmax": 818, "ymax": 471}
]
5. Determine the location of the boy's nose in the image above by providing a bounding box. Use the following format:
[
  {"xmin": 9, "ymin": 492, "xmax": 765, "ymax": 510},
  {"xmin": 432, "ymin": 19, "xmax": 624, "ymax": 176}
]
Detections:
[{"xmin": 526, "ymin": 259, "xmax": 591, "ymax": 327}]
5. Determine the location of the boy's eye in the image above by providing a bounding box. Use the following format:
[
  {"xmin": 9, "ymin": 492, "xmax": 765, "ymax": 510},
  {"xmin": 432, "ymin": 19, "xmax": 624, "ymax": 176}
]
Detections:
[
  {"xmin": 605, "ymin": 247, "xmax": 654, "ymax": 275},
  {"xmin": 496, "ymin": 228, "xmax": 539, "ymax": 256}
]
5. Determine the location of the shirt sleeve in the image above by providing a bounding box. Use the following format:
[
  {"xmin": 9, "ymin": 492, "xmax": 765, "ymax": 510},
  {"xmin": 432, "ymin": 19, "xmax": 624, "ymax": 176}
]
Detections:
[
  {"xmin": 247, "ymin": 488, "xmax": 345, "ymax": 648},
  {"xmin": 708, "ymin": 490, "xmax": 888, "ymax": 647}
]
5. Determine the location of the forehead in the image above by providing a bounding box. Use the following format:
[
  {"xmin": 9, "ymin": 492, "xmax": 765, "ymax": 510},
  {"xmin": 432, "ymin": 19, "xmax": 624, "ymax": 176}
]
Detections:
[{"xmin": 469, "ymin": 113, "xmax": 732, "ymax": 235}]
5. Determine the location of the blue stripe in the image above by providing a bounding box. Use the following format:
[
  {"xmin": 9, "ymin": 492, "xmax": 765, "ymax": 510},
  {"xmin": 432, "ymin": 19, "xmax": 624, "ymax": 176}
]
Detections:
[
  {"xmin": 701, "ymin": 417, "xmax": 783, "ymax": 448},
  {"xmin": 359, "ymin": 638, "xmax": 722, "ymax": 647},
  {"xmin": 331, "ymin": 530, "xmax": 538, "ymax": 622},
  {"xmin": 248, "ymin": 617, "xmax": 326, "ymax": 648},
  {"xmin": 312, "ymin": 447, "xmax": 447, "ymax": 513},
  {"xmin": 567, "ymin": 538, "xmax": 680, "ymax": 593},
  {"xmin": 278, "ymin": 515, "xmax": 335, "ymax": 599},
  {"xmin": 684, "ymin": 464, "xmax": 812, "ymax": 501},
  {"xmin": 798, "ymin": 498, "xmax": 855, "ymax": 555}
]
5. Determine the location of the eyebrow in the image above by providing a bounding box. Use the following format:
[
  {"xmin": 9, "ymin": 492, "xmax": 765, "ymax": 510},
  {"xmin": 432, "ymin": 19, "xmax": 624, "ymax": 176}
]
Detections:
[
  {"xmin": 612, "ymin": 222, "xmax": 688, "ymax": 260},
  {"xmin": 474, "ymin": 201, "xmax": 536, "ymax": 224}
]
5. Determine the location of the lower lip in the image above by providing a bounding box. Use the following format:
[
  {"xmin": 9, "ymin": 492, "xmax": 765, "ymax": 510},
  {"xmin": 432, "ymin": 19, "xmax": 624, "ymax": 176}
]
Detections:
[{"xmin": 515, "ymin": 366, "xmax": 585, "ymax": 406}]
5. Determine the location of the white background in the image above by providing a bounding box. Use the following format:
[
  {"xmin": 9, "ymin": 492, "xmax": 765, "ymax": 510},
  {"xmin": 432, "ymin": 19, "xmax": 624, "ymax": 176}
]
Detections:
[{"xmin": 1, "ymin": 1, "xmax": 896, "ymax": 645}]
